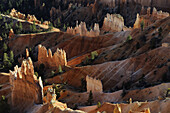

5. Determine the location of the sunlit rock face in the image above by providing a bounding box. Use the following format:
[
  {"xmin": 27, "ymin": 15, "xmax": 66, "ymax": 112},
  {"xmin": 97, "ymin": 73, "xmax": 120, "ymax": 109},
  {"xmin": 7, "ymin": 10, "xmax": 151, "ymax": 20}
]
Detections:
[
  {"xmin": 9, "ymin": 57, "xmax": 43, "ymax": 113},
  {"xmin": 134, "ymin": 7, "xmax": 169, "ymax": 29},
  {"xmin": 86, "ymin": 75, "xmax": 103, "ymax": 92},
  {"xmin": 38, "ymin": 45, "xmax": 67, "ymax": 69},
  {"xmin": 102, "ymin": 13, "xmax": 124, "ymax": 32},
  {"xmin": 10, "ymin": 8, "xmax": 26, "ymax": 20},
  {"xmin": 67, "ymin": 21, "xmax": 100, "ymax": 37}
]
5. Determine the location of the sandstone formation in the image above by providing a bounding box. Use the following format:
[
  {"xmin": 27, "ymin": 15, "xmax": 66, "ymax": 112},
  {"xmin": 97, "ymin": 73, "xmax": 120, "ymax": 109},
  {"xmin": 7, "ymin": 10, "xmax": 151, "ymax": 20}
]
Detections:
[
  {"xmin": 162, "ymin": 43, "xmax": 170, "ymax": 47},
  {"xmin": 27, "ymin": 14, "xmax": 41, "ymax": 24},
  {"xmin": 9, "ymin": 57, "xmax": 43, "ymax": 113},
  {"xmin": 38, "ymin": 45, "xmax": 67, "ymax": 70},
  {"xmin": 134, "ymin": 7, "xmax": 169, "ymax": 28},
  {"xmin": 86, "ymin": 75, "xmax": 103, "ymax": 92},
  {"xmin": 10, "ymin": 8, "xmax": 26, "ymax": 20},
  {"xmin": 67, "ymin": 21, "xmax": 100, "ymax": 37},
  {"xmin": 102, "ymin": 13, "xmax": 124, "ymax": 32},
  {"xmin": 10, "ymin": 8, "xmax": 41, "ymax": 24},
  {"xmin": 8, "ymin": 29, "xmax": 15, "ymax": 39}
]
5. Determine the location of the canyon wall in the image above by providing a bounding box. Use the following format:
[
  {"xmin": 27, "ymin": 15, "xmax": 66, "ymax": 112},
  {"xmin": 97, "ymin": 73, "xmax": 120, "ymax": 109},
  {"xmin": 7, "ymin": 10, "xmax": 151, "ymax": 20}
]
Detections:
[
  {"xmin": 86, "ymin": 75, "xmax": 103, "ymax": 92},
  {"xmin": 38, "ymin": 45, "xmax": 67, "ymax": 69},
  {"xmin": 67, "ymin": 21, "xmax": 100, "ymax": 37},
  {"xmin": 99, "ymin": 0, "xmax": 170, "ymax": 10},
  {"xmin": 134, "ymin": 7, "xmax": 169, "ymax": 28},
  {"xmin": 9, "ymin": 57, "xmax": 43, "ymax": 113},
  {"xmin": 102, "ymin": 13, "xmax": 124, "ymax": 32},
  {"xmin": 133, "ymin": 0, "xmax": 170, "ymax": 9}
]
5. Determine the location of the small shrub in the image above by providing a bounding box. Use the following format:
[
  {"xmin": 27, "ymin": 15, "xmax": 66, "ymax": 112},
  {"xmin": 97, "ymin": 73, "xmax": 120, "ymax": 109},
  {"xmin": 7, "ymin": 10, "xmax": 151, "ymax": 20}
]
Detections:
[
  {"xmin": 126, "ymin": 35, "xmax": 132, "ymax": 41},
  {"xmin": 51, "ymin": 71, "xmax": 55, "ymax": 77},
  {"xmin": 91, "ymin": 51, "xmax": 98, "ymax": 60},
  {"xmin": 34, "ymin": 72, "xmax": 38, "ymax": 77},
  {"xmin": 97, "ymin": 102, "xmax": 101, "ymax": 108}
]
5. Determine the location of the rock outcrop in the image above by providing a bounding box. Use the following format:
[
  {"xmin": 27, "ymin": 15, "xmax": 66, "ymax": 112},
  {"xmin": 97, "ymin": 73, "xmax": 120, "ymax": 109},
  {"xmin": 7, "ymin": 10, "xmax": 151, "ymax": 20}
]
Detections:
[
  {"xmin": 10, "ymin": 8, "xmax": 41, "ymax": 24},
  {"xmin": 86, "ymin": 75, "xmax": 103, "ymax": 92},
  {"xmin": 10, "ymin": 8, "xmax": 26, "ymax": 20},
  {"xmin": 8, "ymin": 29, "xmax": 15, "ymax": 39},
  {"xmin": 38, "ymin": 45, "xmax": 67, "ymax": 69},
  {"xmin": 102, "ymin": 13, "xmax": 124, "ymax": 32},
  {"xmin": 67, "ymin": 21, "xmax": 100, "ymax": 37},
  {"xmin": 27, "ymin": 14, "xmax": 41, "ymax": 24},
  {"xmin": 9, "ymin": 57, "xmax": 43, "ymax": 113},
  {"xmin": 134, "ymin": 7, "xmax": 169, "ymax": 28}
]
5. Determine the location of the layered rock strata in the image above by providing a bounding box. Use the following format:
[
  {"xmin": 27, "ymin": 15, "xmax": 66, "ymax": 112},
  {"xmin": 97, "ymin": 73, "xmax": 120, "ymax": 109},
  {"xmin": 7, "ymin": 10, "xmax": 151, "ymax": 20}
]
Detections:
[
  {"xmin": 102, "ymin": 13, "xmax": 124, "ymax": 32},
  {"xmin": 38, "ymin": 45, "xmax": 67, "ymax": 69},
  {"xmin": 86, "ymin": 75, "xmax": 103, "ymax": 92},
  {"xmin": 67, "ymin": 21, "xmax": 100, "ymax": 37},
  {"xmin": 9, "ymin": 57, "xmax": 43, "ymax": 113}
]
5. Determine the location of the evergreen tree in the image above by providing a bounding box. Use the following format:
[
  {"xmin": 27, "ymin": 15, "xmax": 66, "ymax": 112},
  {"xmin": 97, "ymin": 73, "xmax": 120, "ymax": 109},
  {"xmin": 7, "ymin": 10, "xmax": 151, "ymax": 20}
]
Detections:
[
  {"xmin": 41, "ymin": 18, "xmax": 43, "ymax": 24},
  {"xmin": 5, "ymin": 23, "xmax": 8, "ymax": 30},
  {"xmin": 58, "ymin": 65, "xmax": 63, "ymax": 73},
  {"xmin": 3, "ymin": 53, "xmax": 9, "ymax": 66},
  {"xmin": 57, "ymin": 18, "xmax": 61, "ymax": 27},
  {"xmin": 0, "ymin": 13, "xmax": 2, "ymax": 20},
  {"xmin": 18, "ymin": 22, "xmax": 23, "ymax": 32},
  {"xmin": 9, "ymin": 51, "xmax": 14, "ymax": 63},
  {"xmin": 140, "ymin": 20, "xmax": 145, "ymax": 31},
  {"xmin": 32, "ymin": 21, "xmax": 37, "ymax": 33},
  {"xmin": 3, "ymin": 43, "xmax": 7, "ymax": 52},
  {"xmin": 87, "ymin": 90, "xmax": 94, "ymax": 105},
  {"xmin": 63, "ymin": 24, "xmax": 66, "ymax": 31},
  {"xmin": 48, "ymin": 22, "xmax": 53, "ymax": 31},
  {"xmin": 8, "ymin": 1, "xmax": 12, "ymax": 9}
]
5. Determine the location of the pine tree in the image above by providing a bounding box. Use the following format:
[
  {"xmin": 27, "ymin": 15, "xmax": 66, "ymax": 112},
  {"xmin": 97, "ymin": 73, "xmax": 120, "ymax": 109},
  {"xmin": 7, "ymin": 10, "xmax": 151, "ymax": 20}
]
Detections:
[
  {"xmin": 32, "ymin": 21, "xmax": 37, "ymax": 33},
  {"xmin": 3, "ymin": 53, "xmax": 9, "ymax": 66},
  {"xmin": 140, "ymin": 20, "xmax": 145, "ymax": 31},
  {"xmin": 48, "ymin": 22, "xmax": 53, "ymax": 31},
  {"xmin": 63, "ymin": 24, "xmax": 66, "ymax": 31},
  {"xmin": 18, "ymin": 22, "xmax": 23, "ymax": 32},
  {"xmin": 87, "ymin": 90, "xmax": 94, "ymax": 105},
  {"xmin": 57, "ymin": 18, "xmax": 61, "ymax": 27},
  {"xmin": 3, "ymin": 43, "xmax": 7, "ymax": 52},
  {"xmin": 9, "ymin": 51, "xmax": 14, "ymax": 63},
  {"xmin": 58, "ymin": 65, "xmax": 63, "ymax": 73}
]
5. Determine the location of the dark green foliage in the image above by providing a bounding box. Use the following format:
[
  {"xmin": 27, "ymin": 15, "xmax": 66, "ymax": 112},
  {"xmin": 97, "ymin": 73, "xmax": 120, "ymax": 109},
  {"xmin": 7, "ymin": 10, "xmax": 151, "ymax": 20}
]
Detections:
[
  {"xmin": 140, "ymin": 20, "xmax": 145, "ymax": 31},
  {"xmin": 9, "ymin": 51, "xmax": 14, "ymax": 63},
  {"xmin": 158, "ymin": 27, "xmax": 162, "ymax": 36},
  {"xmin": 32, "ymin": 21, "xmax": 37, "ymax": 33},
  {"xmin": 58, "ymin": 65, "xmax": 63, "ymax": 73},
  {"xmin": 3, "ymin": 43, "xmax": 8, "ymax": 52},
  {"xmin": 3, "ymin": 53, "xmax": 9, "ymax": 65},
  {"xmin": 126, "ymin": 35, "xmax": 132, "ymax": 41},
  {"xmin": 57, "ymin": 18, "xmax": 61, "ymax": 27},
  {"xmin": 48, "ymin": 22, "xmax": 53, "ymax": 31},
  {"xmin": 63, "ymin": 24, "xmax": 66, "ymax": 31},
  {"xmin": 166, "ymin": 88, "xmax": 170, "ymax": 97},
  {"xmin": 41, "ymin": 18, "xmax": 43, "ymax": 24},
  {"xmin": 34, "ymin": 72, "xmax": 39, "ymax": 77},
  {"xmin": 0, "ymin": 95, "xmax": 10, "ymax": 113},
  {"xmin": 87, "ymin": 90, "xmax": 94, "ymax": 106},
  {"xmin": 81, "ymin": 78, "xmax": 86, "ymax": 92},
  {"xmin": 97, "ymin": 102, "xmax": 101, "ymax": 108},
  {"xmin": 51, "ymin": 70, "xmax": 55, "ymax": 77},
  {"xmin": 121, "ymin": 86, "xmax": 127, "ymax": 97},
  {"xmin": 91, "ymin": 51, "xmax": 98, "ymax": 60}
]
